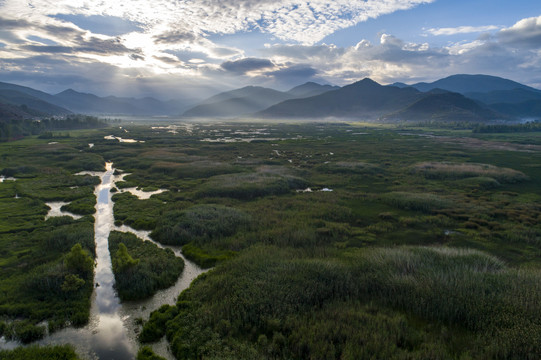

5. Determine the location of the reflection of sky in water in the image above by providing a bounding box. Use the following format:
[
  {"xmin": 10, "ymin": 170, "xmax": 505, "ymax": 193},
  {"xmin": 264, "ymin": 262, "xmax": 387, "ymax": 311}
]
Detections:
[
  {"xmin": 0, "ymin": 163, "xmax": 206, "ymax": 360},
  {"xmin": 89, "ymin": 314, "xmax": 135, "ymax": 360}
]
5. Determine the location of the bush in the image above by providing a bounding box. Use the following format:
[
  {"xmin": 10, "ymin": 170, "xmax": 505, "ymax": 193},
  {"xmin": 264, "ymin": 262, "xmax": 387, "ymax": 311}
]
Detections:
[
  {"xmin": 0, "ymin": 345, "xmax": 81, "ymax": 360},
  {"xmin": 412, "ymin": 162, "xmax": 528, "ymax": 183},
  {"xmin": 109, "ymin": 232, "xmax": 184, "ymax": 300},
  {"xmin": 381, "ymin": 192, "xmax": 452, "ymax": 213},
  {"xmin": 151, "ymin": 204, "xmax": 250, "ymax": 246}
]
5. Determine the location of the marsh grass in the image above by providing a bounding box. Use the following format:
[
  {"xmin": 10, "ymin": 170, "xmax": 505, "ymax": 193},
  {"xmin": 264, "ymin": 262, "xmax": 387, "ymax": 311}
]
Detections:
[
  {"xmin": 109, "ymin": 231, "xmax": 184, "ymax": 301},
  {"xmin": 381, "ymin": 191, "xmax": 452, "ymax": 213},
  {"xmin": 413, "ymin": 162, "xmax": 528, "ymax": 183},
  {"xmin": 0, "ymin": 344, "xmax": 80, "ymax": 359},
  {"xmin": 197, "ymin": 169, "xmax": 308, "ymax": 199},
  {"xmin": 151, "ymin": 204, "xmax": 250, "ymax": 246},
  {"xmin": 148, "ymin": 245, "xmax": 541, "ymax": 359}
]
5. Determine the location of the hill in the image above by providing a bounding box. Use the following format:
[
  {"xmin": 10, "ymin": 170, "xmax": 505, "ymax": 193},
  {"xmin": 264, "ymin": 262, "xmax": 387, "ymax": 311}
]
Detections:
[
  {"xmin": 183, "ymin": 82, "xmax": 339, "ymax": 118},
  {"xmin": 0, "ymin": 90, "xmax": 71, "ymax": 116},
  {"xmin": 286, "ymin": 82, "xmax": 339, "ymax": 98},
  {"xmin": 464, "ymin": 88, "xmax": 541, "ymax": 105},
  {"xmin": 184, "ymin": 86, "xmax": 292, "ymax": 117},
  {"xmin": 54, "ymin": 89, "xmax": 188, "ymax": 115},
  {"xmin": 406, "ymin": 74, "xmax": 540, "ymax": 94},
  {"xmin": 259, "ymin": 78, "xmax": 421, "ymax": 119},
  {"xmin": 383, "ymin": 91, "xmax": 503, "ymax": 122}
]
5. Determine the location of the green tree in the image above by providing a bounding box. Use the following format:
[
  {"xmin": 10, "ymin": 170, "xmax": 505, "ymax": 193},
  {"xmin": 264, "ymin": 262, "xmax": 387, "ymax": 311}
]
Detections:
[
  {"xmin": 61, "ymin": 274, "xmax": 85, "ymax": 293},
  {"xmin": 114, "ymin": 243, "xmax": 139, "ymax": 271},
  {"xmin": 65, "ymin": 243, "xmax": 94, "ymax": 277}
]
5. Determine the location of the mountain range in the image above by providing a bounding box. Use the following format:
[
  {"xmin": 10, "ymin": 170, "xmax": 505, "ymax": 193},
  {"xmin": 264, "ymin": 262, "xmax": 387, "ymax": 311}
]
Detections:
[
  {"xmin": 183, "ymin": 82, "xmax": 339, "ymax": 117},
  {"xmin": 0, "ymin": 81, "xmax": 194, "ymax": 117},
  {"xmin": 0, "ymin": 74, "xmax": 540, "ymax": 122}
]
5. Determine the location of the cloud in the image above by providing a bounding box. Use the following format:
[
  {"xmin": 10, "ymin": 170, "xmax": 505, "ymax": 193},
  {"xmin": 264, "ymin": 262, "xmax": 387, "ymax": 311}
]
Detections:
[
  {"xmin": 153, "ymin": 31, "xmax": 199, "ymax": 45},
  {"xmin": 50, "ymin": 14, "xmax": 144, "ymax": 37},
  {"xmin": 425, "ymin": 25, "xmax": 500, "ymax": 36},
  {"xmin": 498, "ymin": 15, "xmax": 541, "ymax": 48},
  {"xmin": 0, "ymin": 0, "xmax": 435, "ymax": 45},
  {"xmin": 264, "ymin": 64, "xmax": 317, "ymax": 81},
  {"xmin": 221, "ymin": 57, "xmax": 275, "ymax": 73}
]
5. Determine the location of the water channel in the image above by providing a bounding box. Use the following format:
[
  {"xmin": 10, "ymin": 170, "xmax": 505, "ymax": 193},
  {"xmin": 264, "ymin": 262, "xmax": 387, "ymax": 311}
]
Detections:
[{"xmin": 0, "ymin": 163, "xmax": 206, "ymax": 359}]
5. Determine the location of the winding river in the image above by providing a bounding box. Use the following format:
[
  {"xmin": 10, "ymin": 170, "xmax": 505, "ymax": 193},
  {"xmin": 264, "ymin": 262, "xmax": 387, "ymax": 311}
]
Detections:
[{"xmin": 0, "ymin": 163, "xmax": 205, "ymax": 359}]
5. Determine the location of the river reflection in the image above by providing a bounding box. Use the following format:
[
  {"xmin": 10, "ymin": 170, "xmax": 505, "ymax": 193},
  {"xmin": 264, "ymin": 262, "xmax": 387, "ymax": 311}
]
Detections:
[{"xmin": 0, "ymin": 163, "xmax": 206, "ymax": 360}]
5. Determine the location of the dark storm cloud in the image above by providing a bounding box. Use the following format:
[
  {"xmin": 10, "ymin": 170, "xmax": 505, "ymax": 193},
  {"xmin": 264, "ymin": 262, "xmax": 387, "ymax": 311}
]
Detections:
[{"xmin": 221, "ymin": 57, "xmax": 274, "ymax": 73}]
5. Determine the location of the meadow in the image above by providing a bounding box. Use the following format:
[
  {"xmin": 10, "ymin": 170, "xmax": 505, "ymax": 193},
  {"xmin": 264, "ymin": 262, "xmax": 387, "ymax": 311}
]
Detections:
[{"xmin": 1, "ymin": 121, "xmax": 541, "ymax": 358}]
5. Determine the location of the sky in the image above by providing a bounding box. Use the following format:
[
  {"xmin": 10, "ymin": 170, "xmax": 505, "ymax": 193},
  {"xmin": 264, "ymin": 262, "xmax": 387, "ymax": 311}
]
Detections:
[{"xmin": 0, "ymin": 0, "xmax": 540, "ymax": 100}]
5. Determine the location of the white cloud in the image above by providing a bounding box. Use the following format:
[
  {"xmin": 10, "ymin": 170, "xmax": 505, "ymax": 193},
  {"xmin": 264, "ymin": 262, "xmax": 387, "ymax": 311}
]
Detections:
[
  {"xmin": 426, "ymin": 25, "xmax": 500, "ymax": 36},
  {"xmin": 0, "ymin": 0, "xmax": 435, "ymax": 45},
  {"xmin": 498, "ymin": 15, "xmax": 541, "ymax": 48}
]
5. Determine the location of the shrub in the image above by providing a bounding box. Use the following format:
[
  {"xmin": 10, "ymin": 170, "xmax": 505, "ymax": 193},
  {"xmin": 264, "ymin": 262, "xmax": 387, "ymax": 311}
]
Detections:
[
  {"xmin": 412, "ymin": 162, "xmax": 528, "ymax": 183},
  {"xmin": 151, "ymin": 204, "xmax": 250, "ymax": 246}
]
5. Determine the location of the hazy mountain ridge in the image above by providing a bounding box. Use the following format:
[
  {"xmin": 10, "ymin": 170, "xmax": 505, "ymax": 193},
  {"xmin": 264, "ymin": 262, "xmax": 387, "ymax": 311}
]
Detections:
[
  {"xmin": 0, "ymin": 90, "xmax": 72, "ymax": 116},
  {"xmin": 184, "ymin": 86, "xmax": 293, "ymax": 117},
  {"xmin": 183, "ymin": 82, "xmax": 338, "ymax": 117},
  {"xmin": 383, "ymin": 91, "xmax": 503, "ymax": 122},
  {"xmin": 402, "ymin": 74, "xmax": 540, "ymax": 94},
  {"xmin": 260, "ymin": 76, "xmax": 539, "ymax": 121},
  {"xmin": 0, "ymin": 74, "xmax": 539, "ymax": 121},
  {"xmin": 259, "ymin": 78, "xmax": 422, "ymax": 119},
  {"xmin": 0, "ymin": 81, "xmax": 192, "ymax": 117}
]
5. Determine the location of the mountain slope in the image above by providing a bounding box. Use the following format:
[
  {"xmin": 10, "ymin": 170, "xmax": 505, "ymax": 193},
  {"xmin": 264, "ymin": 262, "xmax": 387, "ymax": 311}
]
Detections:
[
  {"xmin": 286, "ymin": 82, "xmax": 339, "ymax": 98},
  {"xmin": 0, "ymin": 81, "xmax": 64, "ymax": 106},
  {"xmin": 0, "ymin": 90, "xmax": 71, "ymax": 115},
  {"xmin": 54, "ymin": 89, "xmax": 188, "ymax": 115},
  {"xmin": 464, "ymin": 88, "xmax": 541, "ymax": 105},
  {"xmin": 259, "ymin": 78, "xmax": 421, "ymax": 119},
  {"xmin": 408, "ymin": 74, "xmax": 540, "ymax": 94},
  {"xmin": 183, "ymin": 86, "xmax": 293, "ymax": 117},
  {"xmin": 383, "ymin": 91, "xmax": 503, "ymax": 122},
  {"xmin": 490, "ymin": 100, "xmax": 541, "ymax": 118}
]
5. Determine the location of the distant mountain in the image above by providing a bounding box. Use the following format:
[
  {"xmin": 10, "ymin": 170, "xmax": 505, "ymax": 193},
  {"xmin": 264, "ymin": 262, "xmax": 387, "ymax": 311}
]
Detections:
[
  {"xmin": 259, "ymin": 78, "xmax": 421, "ymax": 119},
  {"xmin": 0, "ymin": 101, "xmax": 34, "ymax": 120},
  {"xmin": 0, "ymin": 90, "xmax": 71, "ymax": 116},
  {"xmin": 54, "ymin": 89, "xmax": 189, "ymax": 115},
  {"xmin": 405, "ymin": 74, "xmax": 540, "ymax": 94},
  {"xmin": 286, "ymin": 82, "xmax": 339, "ymax": 98},
  {"xmin": 464, "ymin": 88, "xmax": 541, "ymax": 105},
  {"xmin": 183, "ymin": 82, "xmax": 341, "ymax": 118},
  {"xmin": 383, "ymin": 91, "xmax": 503, "ymax": 122},
  {"xmin": 0, "ymin": 81, "xmax": 64, "ymax": 106},
  {"xmin": 490, "ymin": 100, "xmax": 541, "ymax": 118},
  {"xmin": 389, "ymin": 82, "xmax": 409, "ymax": 88},
  {"xmin": 0, "ymin": 81, "xmax": 193, "ymax": 116},
  {"xmin": 184, "ymin": 86, "xmax": 292, "ymax": 117}
]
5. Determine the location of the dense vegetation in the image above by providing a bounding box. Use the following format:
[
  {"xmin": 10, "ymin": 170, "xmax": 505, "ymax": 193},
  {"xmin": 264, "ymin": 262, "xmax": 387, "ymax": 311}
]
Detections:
[
  {"xmin": 109, "ymin": 231, "xmax": 184, "ymax": 300},
  {"xmin": 0, "ymin": 114, "xmax": 107, "ymax": 142},
  {"xmin": 142, "ymin": 246, "xmax": 541, "ymax": 359},
  {"xmin": 473, "ymin": 121, "xmax": 541, "ymax": 133},
  {"xmin": 0, "ymin": 345, "xmax": 81, "ymax": 360},
  {"xmin": 0, "ymin": 137, "xmax": 102, "ymax": 342},
  {"xmin": 2, "ymin": 122, "xmax": 541, "ymax": 359}
]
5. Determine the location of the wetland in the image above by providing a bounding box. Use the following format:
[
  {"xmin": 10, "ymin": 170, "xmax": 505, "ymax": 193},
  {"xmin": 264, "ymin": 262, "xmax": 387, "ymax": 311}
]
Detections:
[{"xmin": 1, "ymin": 121, "xmax": 541, "ymax": 359}]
